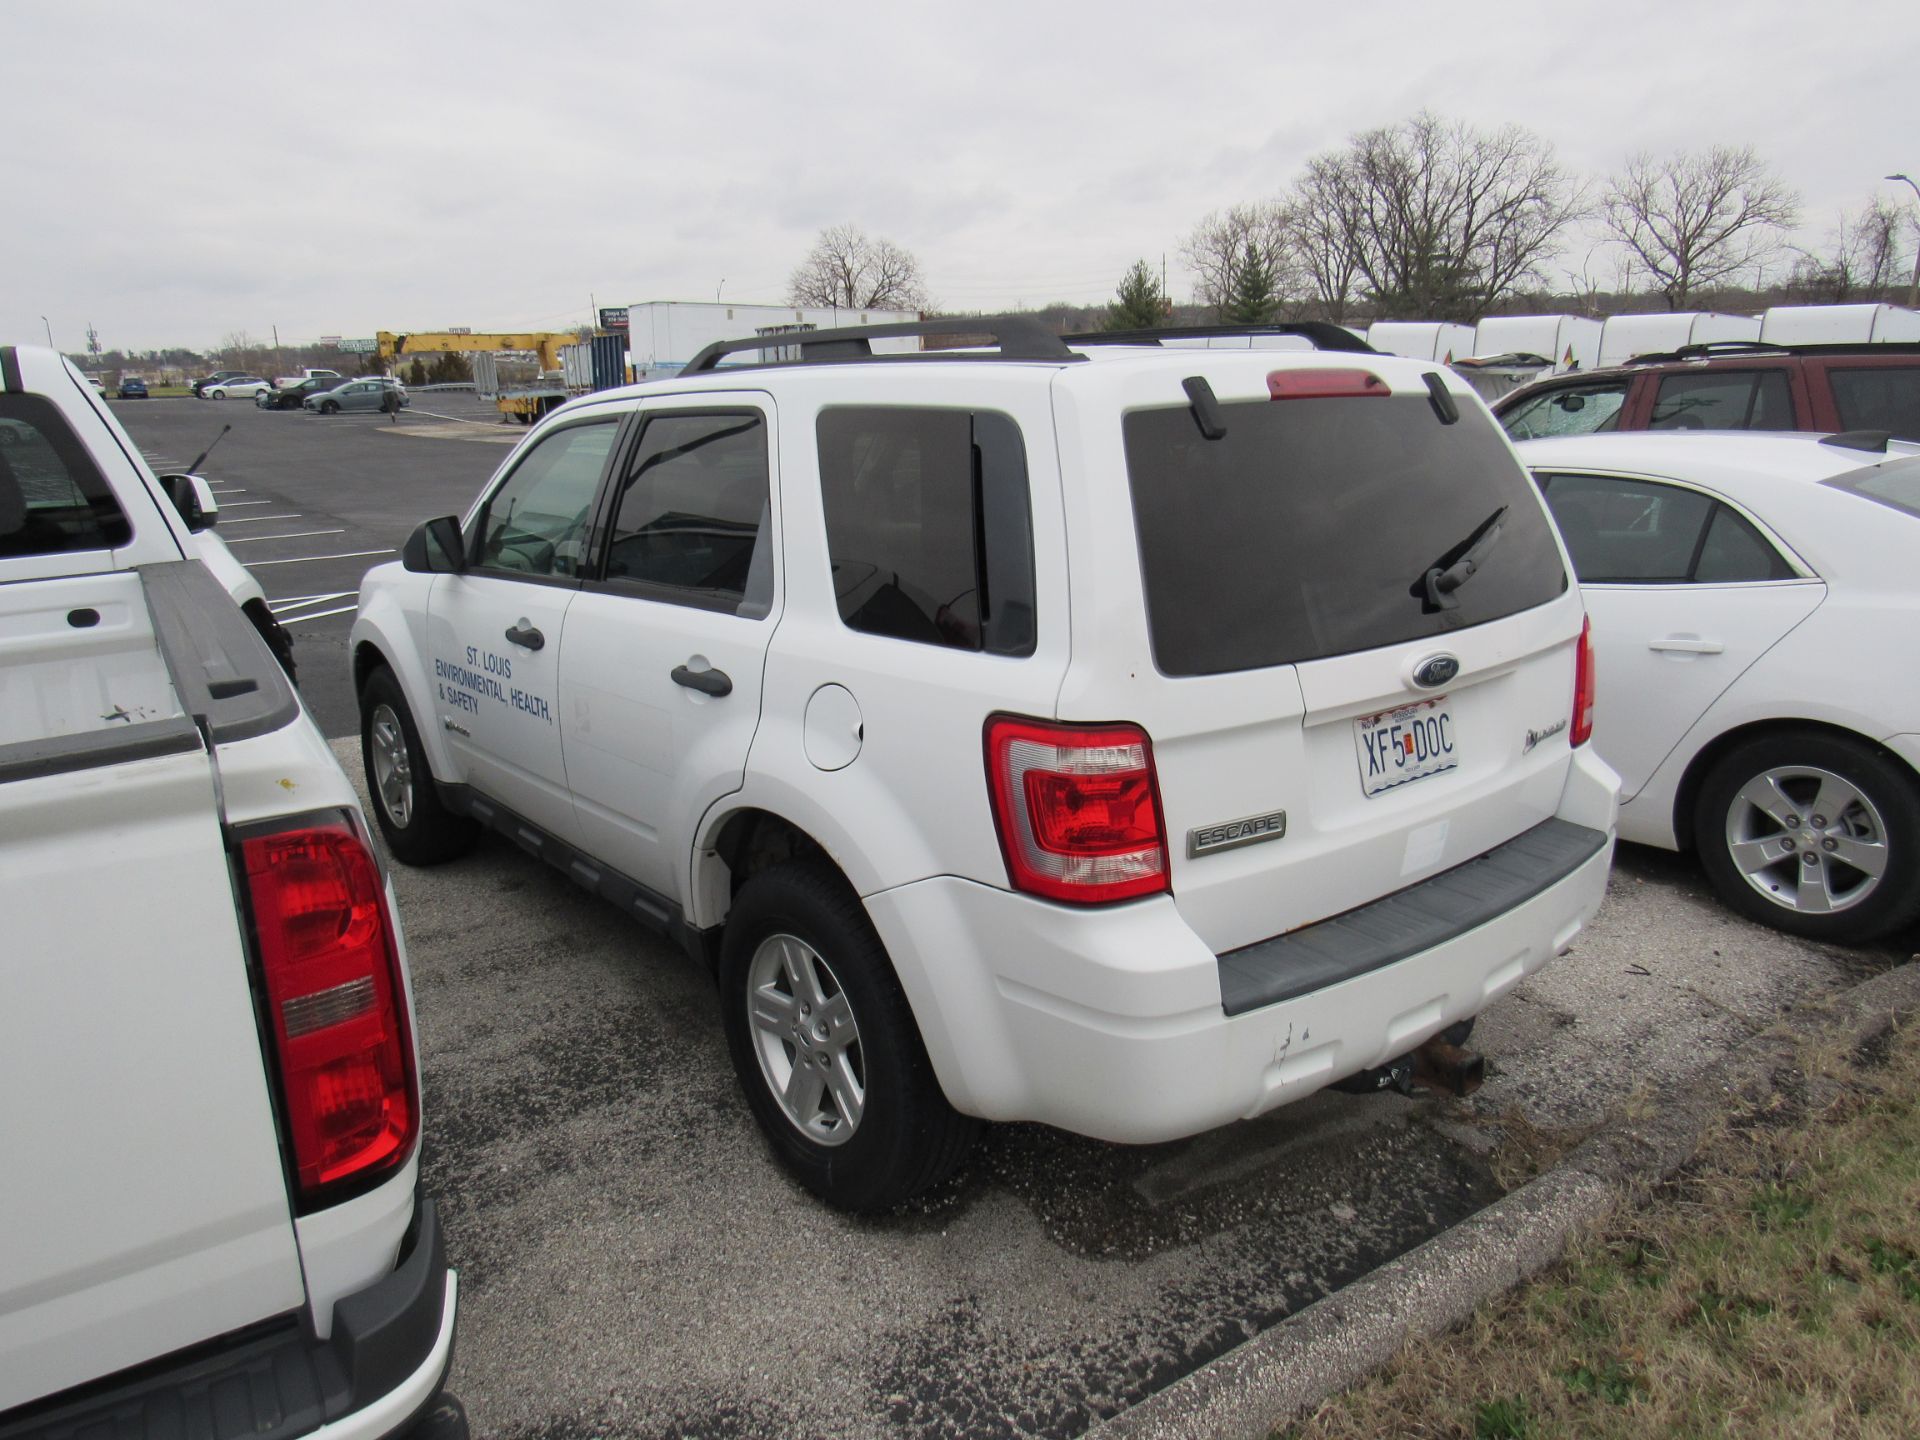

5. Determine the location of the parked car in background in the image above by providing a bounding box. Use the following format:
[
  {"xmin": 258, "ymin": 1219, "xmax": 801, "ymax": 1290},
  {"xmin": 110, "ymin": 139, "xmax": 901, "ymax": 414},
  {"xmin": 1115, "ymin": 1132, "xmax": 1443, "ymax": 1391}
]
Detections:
[
  {"xmin": 273, "ymin": 366, "xmax": 345, "ymax": 389},
  {"xmin": 258, "ymin": 374, "xmax": 344, "ymax": 410},
  {"xmin": 1519, "ymin": 431, "xmax": 1920, "ymax": 943},
  {"xmin": 204, "ymin": 375, "xmax": 274, "ymax": 400},
  {"xmin": 1493, "ymin": 342, "xmax": 1920, "ymax": 443},
  {"xmin": 191, "ymin": 368, "xmax": 245, "ymax": 397},
  {"xmin": 116, "ymin": 376, "xmax": 148, "ymax": 399},
  {"xmin": 307, "ymin": 377, "xmax": 410, "ymax": 414},
  {"xmin": 0, "ymin": 344, "xmax": 462, "ymax": 1438}
]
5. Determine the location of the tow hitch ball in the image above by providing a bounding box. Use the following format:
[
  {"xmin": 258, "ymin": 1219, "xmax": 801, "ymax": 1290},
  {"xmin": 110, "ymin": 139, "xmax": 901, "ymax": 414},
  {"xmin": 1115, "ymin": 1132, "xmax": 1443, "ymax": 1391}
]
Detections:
[{"xmin": 1332, "ymin": 1036, "xmax": 1486, "ymax": 1098}]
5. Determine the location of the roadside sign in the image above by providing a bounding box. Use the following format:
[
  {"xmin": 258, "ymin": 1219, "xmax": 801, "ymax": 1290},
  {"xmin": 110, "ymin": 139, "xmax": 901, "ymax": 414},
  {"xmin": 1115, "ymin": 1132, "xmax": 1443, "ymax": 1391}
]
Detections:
[
  {"xmin": 338, "ymin": 337, "xmax": 378, "ymax": 353},
  {"xmin": 599, "ymin": 307, "xmax": 629, "ymax": 332}
]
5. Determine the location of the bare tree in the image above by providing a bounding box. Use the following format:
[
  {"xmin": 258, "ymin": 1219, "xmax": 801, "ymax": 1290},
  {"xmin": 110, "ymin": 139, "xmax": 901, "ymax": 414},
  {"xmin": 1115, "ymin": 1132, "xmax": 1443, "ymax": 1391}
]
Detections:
[
  {"xmin": 1180, "ymin": 203, "xmax": 1294, "ymax": 320},
  {"xmin": 1282, "ymin": 157, "xmax": 1365, "ymax": 321},
  {"xmin": 787, "ymin": 224, "xmax": 930, "ymax": 310},
  {"xmin": 1297, "ymin": 113, "xmax": 1583, "ymax": 321},
  {"xmin": 1601, "ymin": 145, "xmax": 1800, "ymax": 308},
  {"xmin": 1785, "ymin": 196, "xmax": 1909, "ymax": 302}
]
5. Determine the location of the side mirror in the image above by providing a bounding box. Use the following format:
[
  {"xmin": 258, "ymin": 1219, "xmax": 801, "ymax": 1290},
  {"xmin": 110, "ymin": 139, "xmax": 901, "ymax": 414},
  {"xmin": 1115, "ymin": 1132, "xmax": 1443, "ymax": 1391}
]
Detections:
[
  {"xmin": 403, "ymin": 516, "xmax": 468, "ymax": 574},
  {"xmin": 159, "ymin": 473, "xmax": 219, "ymax": 532}
]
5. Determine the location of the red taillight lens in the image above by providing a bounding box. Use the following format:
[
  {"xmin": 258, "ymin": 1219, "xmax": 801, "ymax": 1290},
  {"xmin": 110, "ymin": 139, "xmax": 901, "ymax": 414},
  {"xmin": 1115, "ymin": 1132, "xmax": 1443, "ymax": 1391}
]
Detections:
[
  {"xmin": 1572, "ymin": 615, "xmax": 1595, "ymax": 747},
  {"xmin": 985, "ymin": 716, "xmax": 1169, "ymax": 904},
  {"xmin": 1267, "ymin": 368, "xmax": 1389, "ymax": 400},
  {"xmin": 243, "ymin": 819, "xmax": 417, "ymax": 1208}
]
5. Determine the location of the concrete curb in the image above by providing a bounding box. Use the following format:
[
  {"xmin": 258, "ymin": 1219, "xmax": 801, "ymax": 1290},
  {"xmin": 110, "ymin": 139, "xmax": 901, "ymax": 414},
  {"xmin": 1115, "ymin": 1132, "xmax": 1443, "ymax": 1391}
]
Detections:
[{"xmin": 1094, "ymin": 960, "xmax": 1920, "ymax": 1440}]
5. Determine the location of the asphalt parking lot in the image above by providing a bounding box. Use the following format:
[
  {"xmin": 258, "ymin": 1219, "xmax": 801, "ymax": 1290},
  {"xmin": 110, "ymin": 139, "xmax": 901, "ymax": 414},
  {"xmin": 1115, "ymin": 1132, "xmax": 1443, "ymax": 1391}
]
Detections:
[{"xmin": 115, "ymin": 396, "xmax": 1920, "ymax": 1437}]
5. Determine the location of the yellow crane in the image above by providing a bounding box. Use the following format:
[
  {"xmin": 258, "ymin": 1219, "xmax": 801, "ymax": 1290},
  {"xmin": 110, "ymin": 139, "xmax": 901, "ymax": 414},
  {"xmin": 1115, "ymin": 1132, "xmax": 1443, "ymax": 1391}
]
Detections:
[{"xmin": 376, "ymin": 331, "xmax": 580, "ymax": 422}]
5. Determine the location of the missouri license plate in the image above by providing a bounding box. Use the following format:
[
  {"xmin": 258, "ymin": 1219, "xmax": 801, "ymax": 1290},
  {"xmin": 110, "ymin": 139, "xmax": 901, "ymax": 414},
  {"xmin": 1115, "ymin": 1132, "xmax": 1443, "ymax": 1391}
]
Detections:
[{"xmin": 1355, "ymin": 697, "xmax": 1458, "ymax": 797}]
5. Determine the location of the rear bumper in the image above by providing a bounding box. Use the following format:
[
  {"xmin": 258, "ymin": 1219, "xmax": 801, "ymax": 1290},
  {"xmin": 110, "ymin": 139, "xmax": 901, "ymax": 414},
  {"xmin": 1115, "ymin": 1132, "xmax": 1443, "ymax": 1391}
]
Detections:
[
  {"xmin": 869, "ymin": 755, "xmax": 1618, "ymax": 1143},
  {"xmin": 0, "ymin": 1200, "xmax": 459, "ymax": 1440}
]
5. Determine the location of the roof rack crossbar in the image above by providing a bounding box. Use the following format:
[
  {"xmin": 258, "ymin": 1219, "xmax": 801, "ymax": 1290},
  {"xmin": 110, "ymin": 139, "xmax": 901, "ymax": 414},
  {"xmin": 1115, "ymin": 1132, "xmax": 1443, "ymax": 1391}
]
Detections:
[
  {"xmin": 681, "ymin": 315, "xmax": 1079, "ymax": 374},
  {"xmin": 1062, "ymin": 322, "xmax": 1377, "ymax": 355}
]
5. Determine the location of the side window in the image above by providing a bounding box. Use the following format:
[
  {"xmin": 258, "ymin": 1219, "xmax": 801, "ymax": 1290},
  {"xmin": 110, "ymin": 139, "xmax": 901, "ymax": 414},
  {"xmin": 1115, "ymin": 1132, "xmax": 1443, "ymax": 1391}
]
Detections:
[
  {"xmin": 816, "ymin": 406, "xmax": 1035, "ymax": 656},
  {"xmin": 0, "ymin": 393, "xmax": 131, "ymax": 559},
  {"xmin": 601, "ymin": 410, "xmax": 772, "ymax": 617},
  {"xmin": 1499, "ymin": 382, "xmax": 1628, "ymax": 440},
  {"xmin": 473, "ymin": 420, "xmax": 616, "ymax": 578},
  {"xmin": 1540, "ymin": 473, "xmax": 1713, "ymax": 582},
  {"xmin": 1649, "ymin": 371, "xmax": 1793, "ymax": 431},
  {"xmin": 1829, "ymin": 367, "xmax": 1920, "ymax": 441},
  {"xmin": 1541, "ymin": 473, "xmax": 1794, "ymax": 584}
]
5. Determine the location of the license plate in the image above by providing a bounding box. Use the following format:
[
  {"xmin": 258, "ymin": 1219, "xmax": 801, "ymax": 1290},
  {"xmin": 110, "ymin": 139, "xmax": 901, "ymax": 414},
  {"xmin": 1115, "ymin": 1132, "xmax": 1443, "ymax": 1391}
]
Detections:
[{"xmin": 1355, "ymin": 696, "xmax": 1458, "ymax": 797}]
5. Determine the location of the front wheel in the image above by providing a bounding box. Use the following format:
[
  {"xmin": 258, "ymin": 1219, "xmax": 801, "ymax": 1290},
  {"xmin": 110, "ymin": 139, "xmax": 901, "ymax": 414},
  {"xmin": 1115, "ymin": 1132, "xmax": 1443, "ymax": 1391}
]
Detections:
[
  {"xmin": 359, "ymin": 666, "xmax": 479, "ymax": 865},
  {"xmin": 1694, "ymin": 731, "xmax": 1920, "ymax": 944},
  {"xmin": 320, "ymin": 400, "xmax": 340, "ymax": 415},
  {"xmin": 719, "ymin": 863, "xmax": 978, "ymax": 1211}
]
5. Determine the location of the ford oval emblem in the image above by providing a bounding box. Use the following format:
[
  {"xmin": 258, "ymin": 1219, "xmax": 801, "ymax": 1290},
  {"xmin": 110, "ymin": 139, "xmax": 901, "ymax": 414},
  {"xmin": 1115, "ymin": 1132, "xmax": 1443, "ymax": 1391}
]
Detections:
[{"xmin": 1413, "ymin": 654, "xmax": 1460, "ymax": 689}]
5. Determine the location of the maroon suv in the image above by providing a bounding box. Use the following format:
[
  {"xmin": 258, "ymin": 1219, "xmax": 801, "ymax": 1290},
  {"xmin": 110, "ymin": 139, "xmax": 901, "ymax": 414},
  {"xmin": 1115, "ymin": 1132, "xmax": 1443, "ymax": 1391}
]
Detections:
[{"xmin": 1492, "ymin": 342, "xmax": 1920, "ymax": 443}]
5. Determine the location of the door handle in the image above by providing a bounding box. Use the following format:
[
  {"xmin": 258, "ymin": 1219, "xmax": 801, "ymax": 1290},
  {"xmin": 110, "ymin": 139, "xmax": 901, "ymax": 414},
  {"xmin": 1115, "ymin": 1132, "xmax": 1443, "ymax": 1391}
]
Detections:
[
  {"xmin": 671, "ymin": 663, "xmax": 733, "ymax": 697},
  {"xmin": 1649, "ymin": 636, "xmax": 1723, "ymax": 655},
  {"xmin": 504, "ymin": 621, "xmax": 545, "ymax": 651}
]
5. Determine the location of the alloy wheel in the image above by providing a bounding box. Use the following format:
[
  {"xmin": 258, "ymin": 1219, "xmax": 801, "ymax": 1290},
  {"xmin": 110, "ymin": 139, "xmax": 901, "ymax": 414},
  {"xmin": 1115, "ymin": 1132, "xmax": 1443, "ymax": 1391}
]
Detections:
[
  {"xmin": 745, "ymin": 932, "xmax": 865, "ymax": 1145},
  {"xmin": 1724, "ymin": 764, "xmax": 1889, "ymax": 916}
]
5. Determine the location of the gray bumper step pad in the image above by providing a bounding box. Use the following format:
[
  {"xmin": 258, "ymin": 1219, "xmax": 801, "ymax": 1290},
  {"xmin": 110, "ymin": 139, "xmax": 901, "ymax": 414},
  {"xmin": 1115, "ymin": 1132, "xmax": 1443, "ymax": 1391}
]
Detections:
[{"xmin": 1217, "ymin": 818, "xmax": 1608, "ymax": 1017}]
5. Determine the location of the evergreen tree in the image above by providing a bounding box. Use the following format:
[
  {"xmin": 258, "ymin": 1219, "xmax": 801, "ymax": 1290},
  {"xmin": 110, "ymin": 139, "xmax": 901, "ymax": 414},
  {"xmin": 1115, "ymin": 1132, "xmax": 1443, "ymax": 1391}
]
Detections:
[
  {"xmin": 1105, "ymin": 259, "xmax": 1167, "ymax": 330},
  {"xmin": 1221, "ymin": 241, "xmax": 1279, "ymax": 324}
]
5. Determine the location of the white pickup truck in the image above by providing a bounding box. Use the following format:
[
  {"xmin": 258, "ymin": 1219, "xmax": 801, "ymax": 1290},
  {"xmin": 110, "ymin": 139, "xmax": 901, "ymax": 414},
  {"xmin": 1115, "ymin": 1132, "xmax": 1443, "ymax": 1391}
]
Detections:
[{"xmin": 0, "ymin": 345, "xmax": 462, "ymax": 1439}]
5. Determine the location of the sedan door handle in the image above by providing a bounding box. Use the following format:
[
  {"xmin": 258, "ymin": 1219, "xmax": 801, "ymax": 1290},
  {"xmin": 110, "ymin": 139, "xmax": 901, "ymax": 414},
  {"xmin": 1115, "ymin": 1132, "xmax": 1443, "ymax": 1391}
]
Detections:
[
  {"xmin": 504, "ymin": 621, "xmax": 545, "ymax": 651},
  {"xmin": 671, "ymin": 663, "xmax": 732, "ymax": 697},
  {"xmin": 1649, "ymin": 636, "xmax": 1724, "ymax": 655}
]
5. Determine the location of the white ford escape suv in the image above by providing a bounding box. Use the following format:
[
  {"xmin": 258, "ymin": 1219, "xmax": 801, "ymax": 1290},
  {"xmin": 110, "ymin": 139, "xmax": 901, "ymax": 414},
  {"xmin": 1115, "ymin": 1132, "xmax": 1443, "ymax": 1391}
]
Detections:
[{"xmin": 351, "ymin": 319, "xmax": 1619, "ymax": 1211}]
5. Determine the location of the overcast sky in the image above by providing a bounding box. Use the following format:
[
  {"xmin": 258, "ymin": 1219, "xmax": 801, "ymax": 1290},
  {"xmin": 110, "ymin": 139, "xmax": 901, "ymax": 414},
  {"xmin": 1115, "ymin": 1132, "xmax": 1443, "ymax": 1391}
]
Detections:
[{"xmin": 5, "ymin": 1, "xmax": 1916, "ymax": 353}]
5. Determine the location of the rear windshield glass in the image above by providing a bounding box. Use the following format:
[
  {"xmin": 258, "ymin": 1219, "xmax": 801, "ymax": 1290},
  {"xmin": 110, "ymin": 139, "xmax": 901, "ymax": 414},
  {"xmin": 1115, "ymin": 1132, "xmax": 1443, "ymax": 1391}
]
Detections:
[
  {"xmin": 0, "ymin": 392, "xmax": 132, "ymax": 558},
  {"xmin": 1824, "ymin": 456, "xmax": 1920, "ymax": 519},
  {"xmin": 1124, "ymin": 395, "xmax": 1566, "ymax": 676}
]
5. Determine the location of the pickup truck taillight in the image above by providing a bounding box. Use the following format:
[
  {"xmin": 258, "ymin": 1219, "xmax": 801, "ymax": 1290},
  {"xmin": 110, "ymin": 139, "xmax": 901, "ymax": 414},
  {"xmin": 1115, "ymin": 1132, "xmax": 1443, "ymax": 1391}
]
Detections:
[
  {"xmin": 985, "ymin": 715, "xmax": 1170, "ymax": 904},
  {"xmin": 241, "ymin": 817, "xmax": 417, "ymax": 1210}
]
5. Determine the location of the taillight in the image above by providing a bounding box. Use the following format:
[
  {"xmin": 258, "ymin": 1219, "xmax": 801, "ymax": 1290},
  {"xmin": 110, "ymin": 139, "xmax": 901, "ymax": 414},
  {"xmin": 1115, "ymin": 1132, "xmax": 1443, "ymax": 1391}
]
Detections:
[
  {"xmin": 242, "ymin": 817, "xmax": 417, "ymax": 1209},
  {"xmin": 984, "ymin": 715, "xmax": 1169, "ymax": 904},
  {"xmin": 1267, "ymin": 368, "xmax": 1389, "ymax": 400},
  {"xmin": 1572, "ymin": 615, "xmax": 1595, "ymax": 747}
]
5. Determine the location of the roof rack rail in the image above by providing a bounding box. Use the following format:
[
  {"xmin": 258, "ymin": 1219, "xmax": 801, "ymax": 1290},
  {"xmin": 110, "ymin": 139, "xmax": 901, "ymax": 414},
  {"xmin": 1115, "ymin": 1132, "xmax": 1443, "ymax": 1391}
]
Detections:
[
  {"xmin": 1623, "ymin": 341, "xmax": 1786, "ymax": 365},
  {"xmin": 681, "ymin": 315, "xmax": 1080, "ymax": 374},
  {"xmin": 1061, "ymin": 322, "xmax": 1376, "ymax": 355}
]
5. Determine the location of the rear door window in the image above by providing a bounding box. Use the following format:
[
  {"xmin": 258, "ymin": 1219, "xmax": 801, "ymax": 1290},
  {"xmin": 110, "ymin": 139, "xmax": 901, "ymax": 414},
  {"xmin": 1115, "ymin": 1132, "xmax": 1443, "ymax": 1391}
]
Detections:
[
  {"xmin": 1123, "ymin": 396, "xmax": 1566, "ymax": 676},
  {"xmin": 1498, "ymin": 381, "xmax": 1628, "ymax": 439},
  {"xmin": 1649, "ymin": 370, "xmax": 1794, "ymax": 430},
  {"xmin": 0, "ymin": 393, "xmax": 132, "ymax": 558},
  {"xmin": 1538, "ymin": 473, "xmax": 1794, "ymax": 583},
  {"xmin": 1828, "ymin": 368, "xmax": 1920, "ymax": 441}
]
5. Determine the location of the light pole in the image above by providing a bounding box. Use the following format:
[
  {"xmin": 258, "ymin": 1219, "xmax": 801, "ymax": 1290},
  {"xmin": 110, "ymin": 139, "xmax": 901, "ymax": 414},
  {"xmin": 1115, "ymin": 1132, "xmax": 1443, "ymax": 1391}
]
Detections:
[
  {"xmin": 40, "ymin": 315, "xmax": 53, "ymax": 349},
  {"xmin": 1889, "ymin": 174, "xmax": 1920, "ymax": 309}
]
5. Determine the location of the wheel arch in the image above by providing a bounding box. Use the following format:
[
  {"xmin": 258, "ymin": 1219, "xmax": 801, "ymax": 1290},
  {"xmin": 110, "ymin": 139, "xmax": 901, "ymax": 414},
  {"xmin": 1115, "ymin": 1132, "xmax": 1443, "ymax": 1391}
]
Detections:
[
  {"xmin": 348, "ymin": 610, "xmax": 463, "ymax": 787},
  {"xmin": 692, "ymin": 806, "xmax": 837, "ymax": 935},
  {"xmin": 1672, "ymin": 717, "xmax": 1920, "ymax": 853}
]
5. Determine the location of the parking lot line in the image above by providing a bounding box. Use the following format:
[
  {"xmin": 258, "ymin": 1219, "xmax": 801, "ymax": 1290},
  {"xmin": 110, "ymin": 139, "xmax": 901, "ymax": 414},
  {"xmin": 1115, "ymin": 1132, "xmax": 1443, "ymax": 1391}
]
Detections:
[
  {"xmin": 223, "ymin": 528, "xmax": 348, "ymax": 544},
  {"xmin": 247, "ymin": 548, "xmax": 395, "ymax": 567},
  {"xmin": 219, "ymin": 514, "xmax": 302, "ymax": 524},
  {"xmin": 277, "ymin": 603, "xmax": 359, "ymax": 623},
  {"xmin": 217, "ymin": 499, "xmax": 273, "ymax": 507},
  {"xmin": 270, "ymin": 591, "xmax": 357, "ymax": 615}
]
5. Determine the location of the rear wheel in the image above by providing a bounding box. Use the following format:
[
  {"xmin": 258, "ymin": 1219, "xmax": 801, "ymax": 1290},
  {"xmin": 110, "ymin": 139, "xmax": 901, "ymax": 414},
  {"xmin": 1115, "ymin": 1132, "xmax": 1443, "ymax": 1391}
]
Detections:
[
  {"xmin": 1694, "ymin": 731, "xmax": 1920, "ymax": 944},
  {"xmin": 719, "ymin": 862, "xmax": 978, "ymax": 1211},
  {"xmin": 359, "ymin": 666, "xmax": 478, "ymax": 865}
]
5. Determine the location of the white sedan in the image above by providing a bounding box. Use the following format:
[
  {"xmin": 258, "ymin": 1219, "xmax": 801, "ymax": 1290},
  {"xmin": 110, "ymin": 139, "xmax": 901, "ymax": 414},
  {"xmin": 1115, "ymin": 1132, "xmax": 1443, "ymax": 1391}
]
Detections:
[
  {"xmin": 203, "ymin": 375, "xmax": 274, "ymax": 399},
  {"xmin": 1518, "ymin": 431, "xmax": 1920, "ymax": 944}
]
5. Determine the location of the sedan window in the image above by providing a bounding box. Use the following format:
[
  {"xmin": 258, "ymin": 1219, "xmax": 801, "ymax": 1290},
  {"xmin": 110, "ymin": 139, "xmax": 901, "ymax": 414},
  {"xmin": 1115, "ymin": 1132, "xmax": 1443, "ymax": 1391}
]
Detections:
[
  {"xmin": 1499, "ymin": 382, "xmax": 1628, "ymax": 440},
  {"xmin": 1539, "ymin": 473, "xmax": 1792, "ymax": 584}
]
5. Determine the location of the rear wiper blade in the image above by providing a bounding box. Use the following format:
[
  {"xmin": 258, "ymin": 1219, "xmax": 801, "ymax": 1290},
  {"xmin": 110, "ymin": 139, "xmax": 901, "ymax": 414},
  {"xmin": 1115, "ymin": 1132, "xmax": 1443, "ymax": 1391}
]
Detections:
[{"xmin": 1421, "ymin": 505, "xmax": 1508, "ymax": 611}]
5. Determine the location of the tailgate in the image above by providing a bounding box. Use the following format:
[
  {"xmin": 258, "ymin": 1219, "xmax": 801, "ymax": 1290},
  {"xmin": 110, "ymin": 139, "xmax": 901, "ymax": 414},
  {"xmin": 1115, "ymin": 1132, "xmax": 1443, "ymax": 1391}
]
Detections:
[
  {"xmin": 1107, "ymin": 368, "xmax": 1581, "ymax": 954},
  {"xmin": 0, "ymin": 574, "xmax": 304, "ymax": 1412}
]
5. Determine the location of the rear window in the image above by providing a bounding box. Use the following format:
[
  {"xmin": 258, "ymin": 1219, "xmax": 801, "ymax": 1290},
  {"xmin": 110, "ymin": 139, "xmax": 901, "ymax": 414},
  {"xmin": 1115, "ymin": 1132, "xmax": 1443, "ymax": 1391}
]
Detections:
[
  {"xmin": 1829, "ymin": 368, "xmax": 1920, "ymax": 441},
  {"xmin": 1824, "ymin": 456, "xmax": 1920, "ymax": 519},
  {"xmin": 1124, "ymin": 395, "xmax": 1566, "ymax": 676},
  {"xmin": 0, "ymin": 393, "xmax": 132, "ymax": 558}
]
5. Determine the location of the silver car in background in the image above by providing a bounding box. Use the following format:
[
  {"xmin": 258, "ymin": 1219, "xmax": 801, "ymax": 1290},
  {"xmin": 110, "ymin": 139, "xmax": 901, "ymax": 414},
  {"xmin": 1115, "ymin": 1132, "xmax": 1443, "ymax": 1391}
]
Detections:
[{"xmin": 305, "ymin": 377, "xmax": 410, "ymax": 415}]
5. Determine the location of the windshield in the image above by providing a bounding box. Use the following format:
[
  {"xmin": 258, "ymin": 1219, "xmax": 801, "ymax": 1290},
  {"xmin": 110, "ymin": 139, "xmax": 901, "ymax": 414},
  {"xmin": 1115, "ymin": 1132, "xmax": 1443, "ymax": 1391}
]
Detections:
[{"xmin": 1124, "ymin": 394, "xmax": 1566, "ymax": 676}]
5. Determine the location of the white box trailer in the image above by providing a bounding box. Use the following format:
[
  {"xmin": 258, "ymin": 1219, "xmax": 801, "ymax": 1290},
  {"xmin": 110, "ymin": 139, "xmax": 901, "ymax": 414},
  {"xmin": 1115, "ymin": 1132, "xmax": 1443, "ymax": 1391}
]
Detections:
[
  {"xmin": 1365, "ymin": 321, "xmax": 1476, "ymax": 363},
  {"xmin": 1597, "ymin": 312, "xmax": 1762, "ymax": 367},
  {"xmin": 624, "ymin": 301, "xmax": 922, "ymax": 378},
  {"xmin": 1473, "ymin": 314, "xmax": 1602, "ymax": 373},
  {"xmin": 1759, "ymin": 303, "xmax": 1920, "ymax": 345}
]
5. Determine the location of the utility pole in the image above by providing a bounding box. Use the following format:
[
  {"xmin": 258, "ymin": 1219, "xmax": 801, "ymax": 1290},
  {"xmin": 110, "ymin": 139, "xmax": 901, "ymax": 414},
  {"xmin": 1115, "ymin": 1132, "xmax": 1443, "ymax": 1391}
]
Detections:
[{"xmin": 1889, "ymin": 174, "xmax": 1920, "ymax": 309}]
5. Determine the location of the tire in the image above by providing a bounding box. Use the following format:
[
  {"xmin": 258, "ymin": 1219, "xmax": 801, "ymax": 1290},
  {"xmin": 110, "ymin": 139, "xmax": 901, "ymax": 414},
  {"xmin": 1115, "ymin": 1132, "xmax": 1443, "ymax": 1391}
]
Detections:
[
  {"xmin": 1694, "ymin": 730, "xmax": 1920, "ymax": 944},
  {"xmin": 719, "ymin": 862, "xmax": 978, "ymax": 1211},
  {"xmin": 320, "ymin": 400, "xmax": 340, "ymax": 415},
  {"xmin": 358, "ymin": 665, "xmax": 479, "ymax": 866}
]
